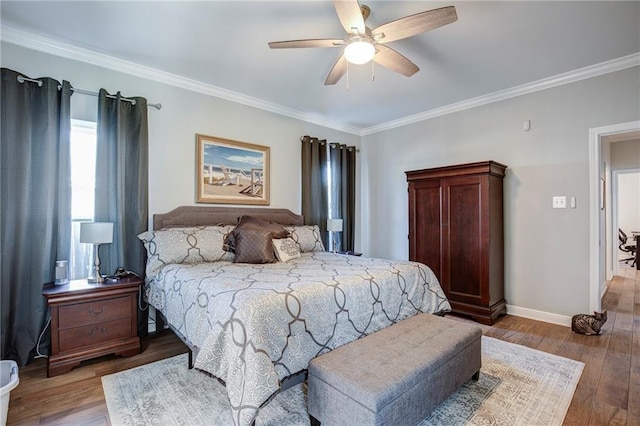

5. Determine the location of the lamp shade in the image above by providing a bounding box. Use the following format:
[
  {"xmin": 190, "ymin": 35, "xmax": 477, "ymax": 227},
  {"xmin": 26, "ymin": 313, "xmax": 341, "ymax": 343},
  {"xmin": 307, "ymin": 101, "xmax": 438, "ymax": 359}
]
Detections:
[
  {"xmin": 79, "ymin": 222, "xmax": 113, "ymax": 244},
  {"xmin": 327, "ymin": 219, "xmax": 343, "ymax": 232}
]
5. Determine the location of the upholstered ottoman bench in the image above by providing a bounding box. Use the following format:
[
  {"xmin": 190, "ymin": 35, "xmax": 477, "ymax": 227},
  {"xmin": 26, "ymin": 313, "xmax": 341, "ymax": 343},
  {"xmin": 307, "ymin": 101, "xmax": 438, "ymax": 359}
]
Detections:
[{"xmin": 307, "ymin": 313, "xmax": 482, "ymax": 426}]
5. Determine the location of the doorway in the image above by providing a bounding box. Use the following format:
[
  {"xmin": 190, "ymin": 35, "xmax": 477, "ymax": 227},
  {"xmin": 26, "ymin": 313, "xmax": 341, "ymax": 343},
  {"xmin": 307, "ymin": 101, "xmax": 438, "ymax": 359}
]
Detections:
[
  {"xmin": 613, "ymin": 168, "xmax": 640, "ymax": 275},
  {"xmin": 589, "ymin": 121, "xmax": 640, "ymax": 312}
]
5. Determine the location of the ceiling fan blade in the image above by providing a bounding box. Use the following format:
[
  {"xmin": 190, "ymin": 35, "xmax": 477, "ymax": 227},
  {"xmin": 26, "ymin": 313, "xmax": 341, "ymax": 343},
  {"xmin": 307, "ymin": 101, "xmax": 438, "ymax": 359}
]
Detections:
[
  {"xmin": 374, "ymin": 44, "xmax": 419, "ymax": 77},
  {"xmin": 325, "ymin": 54, "xmax": 348, "ymax": 85},
  {"xmin": 372, "ymin": 6, "xmax": 457, "ymax": 44},
  {"xmin": 268, "ymin": 39, "xmax": 345, "ymax": 49},
  {"xmin": 333, "ymin": 0, "xmax": 365, "ymax": 35}
]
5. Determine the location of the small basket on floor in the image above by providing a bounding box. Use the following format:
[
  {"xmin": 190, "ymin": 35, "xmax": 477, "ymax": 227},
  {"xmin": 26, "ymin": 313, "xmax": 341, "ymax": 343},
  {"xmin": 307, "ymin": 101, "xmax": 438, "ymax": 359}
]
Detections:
[{"xmin": 1, "ymin": 360, "xmax": 19, "ymax": 426}]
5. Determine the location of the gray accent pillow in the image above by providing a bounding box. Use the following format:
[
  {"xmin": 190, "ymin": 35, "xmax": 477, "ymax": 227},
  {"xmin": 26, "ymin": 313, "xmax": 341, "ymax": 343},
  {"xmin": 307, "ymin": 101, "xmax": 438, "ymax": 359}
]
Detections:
[
  {"xmin": 283, "ymin": 225, "xmax": 326, "ymax": 252},
  {"xmin": 138, "ymin": 225, "xmax": 235, "ymax": 277}
]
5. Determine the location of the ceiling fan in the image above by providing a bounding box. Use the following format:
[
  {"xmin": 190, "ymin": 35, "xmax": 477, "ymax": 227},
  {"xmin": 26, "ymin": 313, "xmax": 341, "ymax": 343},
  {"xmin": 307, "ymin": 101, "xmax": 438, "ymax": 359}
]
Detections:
[{"xmin": 268, "ymin": 0, "xmax": 457, "ymax": 85}]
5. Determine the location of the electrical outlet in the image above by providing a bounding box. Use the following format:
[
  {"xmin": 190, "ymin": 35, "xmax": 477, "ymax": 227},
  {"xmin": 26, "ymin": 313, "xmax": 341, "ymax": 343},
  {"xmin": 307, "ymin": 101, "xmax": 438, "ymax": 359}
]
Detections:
[{"xmin": 552, "ymin": 196, "xmax": 567, "ymax": 209}]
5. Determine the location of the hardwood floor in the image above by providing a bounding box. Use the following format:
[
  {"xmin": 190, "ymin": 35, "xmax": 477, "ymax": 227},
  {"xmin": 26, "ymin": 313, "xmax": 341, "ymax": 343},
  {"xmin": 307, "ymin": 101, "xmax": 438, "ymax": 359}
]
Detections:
[
  {"xmin": 6, "ymin": 265, "xmax": 639, "ymax": 425},
  {"xmin": 7, "ymin": 330, "xmax": 189, "ymax": 425},
  {"xmin": 460, "ymin": 263, "xmax": 640, "ymax": 426}
]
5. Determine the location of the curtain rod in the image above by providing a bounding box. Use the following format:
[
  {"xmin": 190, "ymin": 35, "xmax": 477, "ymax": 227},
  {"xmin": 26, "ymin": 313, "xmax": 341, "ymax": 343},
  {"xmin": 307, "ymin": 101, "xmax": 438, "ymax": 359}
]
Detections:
[
  {"xmin": 300, "ymin": 136, "xmax": 360, "ymax": 152},
  {"xmin": 17, "ymin": 75, "xmax": 162, "ymax": 110}
]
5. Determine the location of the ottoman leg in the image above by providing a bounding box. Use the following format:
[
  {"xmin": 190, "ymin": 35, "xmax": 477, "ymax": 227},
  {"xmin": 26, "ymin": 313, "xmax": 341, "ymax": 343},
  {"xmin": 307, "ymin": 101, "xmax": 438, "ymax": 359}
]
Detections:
[
  {"xmin": 310, "ymin": 415, "xmax": 321, "ymax": 426},
  {"xmin": 472, "ymin": 371, "xmax": 480, "ymax": 381}
]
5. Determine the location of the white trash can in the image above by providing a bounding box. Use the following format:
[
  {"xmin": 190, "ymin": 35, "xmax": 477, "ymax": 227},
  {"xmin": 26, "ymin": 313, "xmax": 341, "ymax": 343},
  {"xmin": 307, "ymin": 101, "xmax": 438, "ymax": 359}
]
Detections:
[{"xmin": 0, "ymin": 361, "xmax": 19, "ymax": 426}]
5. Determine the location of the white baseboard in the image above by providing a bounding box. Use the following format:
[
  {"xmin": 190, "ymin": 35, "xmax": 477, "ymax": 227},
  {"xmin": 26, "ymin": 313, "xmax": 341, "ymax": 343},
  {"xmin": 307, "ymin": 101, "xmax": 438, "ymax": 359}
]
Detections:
[
  {"xmin": 506, "ymin": 304, "xmax": 572, "ymax": 327},
  {"xmin": 600, "ymin": 280, "xmax": 609, "ymax": 301},
  {"xmin": 148, "ymin": 318, "xmax": 157, "ymax": 334},
  {"xmin": 148, "ymin": 306, "xmax": 157, "ymax": 334}
]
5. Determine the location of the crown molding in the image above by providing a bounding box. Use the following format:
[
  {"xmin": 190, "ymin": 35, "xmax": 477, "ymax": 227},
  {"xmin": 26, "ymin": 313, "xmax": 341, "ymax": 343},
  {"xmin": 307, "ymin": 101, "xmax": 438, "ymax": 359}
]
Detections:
[
  {"xmin": 0, "ymin": 25, "xmax": 361, "ymax": 136},
  {"xmin": 361, "ymin": 52, "xmax": 640, "ymax": 136},
  {"xmin": 2, "ymin": 25, "xmax": 637, "ymax": 138}
]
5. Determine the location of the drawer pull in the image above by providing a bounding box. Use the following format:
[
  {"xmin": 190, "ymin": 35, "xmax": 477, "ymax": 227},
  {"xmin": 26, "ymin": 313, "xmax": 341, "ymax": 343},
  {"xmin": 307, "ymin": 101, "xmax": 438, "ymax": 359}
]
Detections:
[
  {"xmin": 89, "ymin": 326, "xmax": 106, "ymax": 335},
  {"xmin": 88, "ymin": 306, "xmax": 106, "ymax": 316}
]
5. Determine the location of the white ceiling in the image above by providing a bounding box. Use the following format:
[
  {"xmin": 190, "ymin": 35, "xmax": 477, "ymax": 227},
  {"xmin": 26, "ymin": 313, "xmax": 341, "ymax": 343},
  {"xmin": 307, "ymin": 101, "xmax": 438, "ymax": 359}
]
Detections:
[{"xmin": 1, "ymin": 1, "xmax": 639, "ymax": 133}]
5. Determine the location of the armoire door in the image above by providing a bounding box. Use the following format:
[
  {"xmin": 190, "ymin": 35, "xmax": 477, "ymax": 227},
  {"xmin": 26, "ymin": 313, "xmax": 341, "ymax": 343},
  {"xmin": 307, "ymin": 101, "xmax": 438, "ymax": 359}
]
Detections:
[
  {"xmin": 441, "ymin": 174, "xmax": 489, "ymax": 309},
  {"xmin": 408, "ymin": 178, "xmax": 443, "ymax": 281}
]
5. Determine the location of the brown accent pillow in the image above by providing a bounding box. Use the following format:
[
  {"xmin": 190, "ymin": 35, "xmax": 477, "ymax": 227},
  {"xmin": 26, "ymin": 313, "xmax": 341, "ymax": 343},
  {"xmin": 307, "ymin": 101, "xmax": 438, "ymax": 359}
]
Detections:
[
  {"xmin": 233, "ymin": 227, "xmax": 289, "ymax": 264},
  {"xmin": 224, "ymin": 215, "xmax": 289, "ymax": 253}
]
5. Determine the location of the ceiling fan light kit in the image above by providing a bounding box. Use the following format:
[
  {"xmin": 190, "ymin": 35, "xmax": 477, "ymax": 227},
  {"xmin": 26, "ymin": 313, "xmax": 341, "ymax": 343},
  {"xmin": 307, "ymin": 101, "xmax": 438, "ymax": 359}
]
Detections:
[
  {"xmin": 344, "ymin": 36, "xmax": 376, "ymax": 64},
  {"xmin": 268, "ymin": 1, "xmax": 458, "ymax": 85}
]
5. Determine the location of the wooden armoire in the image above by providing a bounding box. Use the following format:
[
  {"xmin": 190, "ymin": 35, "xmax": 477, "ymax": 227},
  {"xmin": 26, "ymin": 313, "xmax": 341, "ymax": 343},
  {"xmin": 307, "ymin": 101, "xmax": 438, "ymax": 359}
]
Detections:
[{"xmin": 406, "ymin": 161, "xmax": 507, "ymax": 325}]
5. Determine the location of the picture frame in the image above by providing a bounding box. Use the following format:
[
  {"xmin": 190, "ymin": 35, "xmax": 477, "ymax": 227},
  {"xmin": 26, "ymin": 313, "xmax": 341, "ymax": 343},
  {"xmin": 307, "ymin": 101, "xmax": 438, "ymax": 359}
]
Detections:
[{"xmin": 196, "ymin": 134, "xmax": 270, "ymax": 205}]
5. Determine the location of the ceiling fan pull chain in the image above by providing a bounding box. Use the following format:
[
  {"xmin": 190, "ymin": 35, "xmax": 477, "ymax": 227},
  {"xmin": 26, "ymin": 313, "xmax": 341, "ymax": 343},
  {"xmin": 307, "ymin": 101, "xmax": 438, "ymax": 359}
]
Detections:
[
  {"xmin": 372, "ymin": 60, "xmax": 375, "ymax": 82},
  {"xmin": 347, "ymin": 61, "xmax": 350, "ymax": 91}
]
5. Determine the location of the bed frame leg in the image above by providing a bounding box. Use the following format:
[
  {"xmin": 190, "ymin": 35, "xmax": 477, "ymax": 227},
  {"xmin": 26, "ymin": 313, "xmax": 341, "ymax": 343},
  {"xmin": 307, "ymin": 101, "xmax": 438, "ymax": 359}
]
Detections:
[
  {"xmin": 310, "ymin": 415, "xmax": 321, "ymax": 426},
  {"xmin": 188, "ymin": 349, "xmax": 194, "ymax": 369},
  {"xmin": 472, "ymin": 370, "xmax": 480, "ymax": 381},
  {"xmin": 156, "ymin": 312, "xmax": 166, "ymax": 333}
]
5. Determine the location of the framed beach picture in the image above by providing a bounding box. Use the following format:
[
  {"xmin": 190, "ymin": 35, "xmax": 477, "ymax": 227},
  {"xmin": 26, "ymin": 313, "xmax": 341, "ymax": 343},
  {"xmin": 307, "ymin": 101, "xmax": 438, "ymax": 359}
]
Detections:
[{"xmin": 196, "ymin": 134, "xmax": 270, "ymax": 205}]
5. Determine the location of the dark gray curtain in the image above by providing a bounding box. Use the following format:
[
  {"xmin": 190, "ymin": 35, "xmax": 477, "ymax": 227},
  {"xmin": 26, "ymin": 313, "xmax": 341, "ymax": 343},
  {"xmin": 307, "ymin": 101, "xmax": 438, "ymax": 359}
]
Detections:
[
  {"xmin": 329, "ymin": 143, "xmax": 357, "ymax": 252},
  {"xmin": 1, "ymin": 68, "xmax": 72, "ymax": 365},
  {"xmin": 301, "ymin": 135, "xmax": 329, "ymax": 248},
  {"xmin": 94, "ymin": 89, "xmax": 148, "ymax": 336}
]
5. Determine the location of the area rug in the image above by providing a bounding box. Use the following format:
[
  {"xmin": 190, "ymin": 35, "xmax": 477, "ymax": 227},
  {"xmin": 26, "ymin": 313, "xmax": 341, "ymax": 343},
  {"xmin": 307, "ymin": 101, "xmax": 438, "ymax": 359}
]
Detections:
[{"xmin": 102, "ymin": 336, "xmax": 583, "ymax": 426}]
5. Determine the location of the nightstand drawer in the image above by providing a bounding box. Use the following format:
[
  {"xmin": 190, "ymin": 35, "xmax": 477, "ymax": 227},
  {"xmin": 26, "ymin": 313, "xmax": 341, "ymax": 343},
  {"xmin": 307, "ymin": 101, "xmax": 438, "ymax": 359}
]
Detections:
[
  {"xmin": 58, "ymin": 318, "xmax": 132, "ymax": 352},
  {"xmin": 59, "ymin": 296, "xmax": 131, "ymax": 329}
]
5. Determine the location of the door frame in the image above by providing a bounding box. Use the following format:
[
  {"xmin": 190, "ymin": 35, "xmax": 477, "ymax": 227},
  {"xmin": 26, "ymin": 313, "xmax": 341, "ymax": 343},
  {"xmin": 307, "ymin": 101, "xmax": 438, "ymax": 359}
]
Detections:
[{"xmin": 589, "ymin": 120, "xmax": 640, "ymax": 312}]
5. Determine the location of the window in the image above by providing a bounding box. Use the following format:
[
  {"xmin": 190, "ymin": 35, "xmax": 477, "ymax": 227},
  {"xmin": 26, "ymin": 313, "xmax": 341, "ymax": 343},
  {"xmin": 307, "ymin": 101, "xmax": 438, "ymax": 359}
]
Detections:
[{"xmin": 69, "ymin": 119, "xmax": 97, "ymax": 279}]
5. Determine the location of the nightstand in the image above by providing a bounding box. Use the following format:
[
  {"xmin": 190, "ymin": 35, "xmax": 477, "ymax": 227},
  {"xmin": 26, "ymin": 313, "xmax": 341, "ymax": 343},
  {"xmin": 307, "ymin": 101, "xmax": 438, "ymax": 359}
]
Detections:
[{"xmin": 42, "ymin": 276, "xmax": 142, "ymax": 377}]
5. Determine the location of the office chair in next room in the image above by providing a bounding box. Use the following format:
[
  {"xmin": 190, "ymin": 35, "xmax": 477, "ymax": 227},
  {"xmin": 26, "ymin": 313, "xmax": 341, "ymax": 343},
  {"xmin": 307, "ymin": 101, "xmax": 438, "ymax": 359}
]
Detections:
[{"xmin": 618, "ymin": 228, "xmax": 637, "ymax": 267}]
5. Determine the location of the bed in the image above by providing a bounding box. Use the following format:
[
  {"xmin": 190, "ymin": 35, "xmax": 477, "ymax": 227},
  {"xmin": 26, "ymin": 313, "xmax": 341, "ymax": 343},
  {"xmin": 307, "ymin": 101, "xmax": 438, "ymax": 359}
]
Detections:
[{"xmin": 141, "ymin": 206, "xmax": 451, "ymax": 426}]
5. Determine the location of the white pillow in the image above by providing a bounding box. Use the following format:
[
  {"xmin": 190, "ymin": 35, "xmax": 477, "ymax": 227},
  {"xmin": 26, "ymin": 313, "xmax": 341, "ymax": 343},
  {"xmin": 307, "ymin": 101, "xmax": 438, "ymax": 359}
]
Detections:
[
  {"xmin": 138, "ymin": 225, "xmax": 235, "ymax": 277},
  {"xmin": 272, "ymin": 238, "xmax": 301, "ymax": 262},
  {"xmin": 283, "ymin": 225, "xmax": 325, "ymax": 252}
]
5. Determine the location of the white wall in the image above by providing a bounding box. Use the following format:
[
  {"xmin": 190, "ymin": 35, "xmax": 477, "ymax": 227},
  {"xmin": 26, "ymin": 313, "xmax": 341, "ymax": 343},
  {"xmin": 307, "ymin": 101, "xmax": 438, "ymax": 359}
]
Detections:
[
  {"xmin": 1, "ymin": 42, "xmax": 361, "ymax": 242},
  {"xmin": 611, "ymin": 138, "xmax": 640, "ymax": 170},
  {"xmin": 361, "ymin": 67, "xmax": 640, "ymax": 318},
  {"xmin": 617, "ymin": 172, "xmax": 640, "ymax": 235}
]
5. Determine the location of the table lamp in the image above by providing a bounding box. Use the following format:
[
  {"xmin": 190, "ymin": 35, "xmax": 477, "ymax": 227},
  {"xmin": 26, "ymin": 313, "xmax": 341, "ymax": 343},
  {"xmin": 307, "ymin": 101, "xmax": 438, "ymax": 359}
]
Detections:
[
  {"xmin": 327, "ymin": 219, "xmax": 343, "ymax": 254},
  {"xmin": 80, "ymin": 222, "xmax": 113, "ymax": 283}
]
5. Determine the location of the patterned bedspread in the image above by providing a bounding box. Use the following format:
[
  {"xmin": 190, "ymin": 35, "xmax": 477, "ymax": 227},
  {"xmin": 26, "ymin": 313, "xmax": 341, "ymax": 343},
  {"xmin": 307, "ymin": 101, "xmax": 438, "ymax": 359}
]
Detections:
[{"xmin": 145, "ymin": 251, "xmax": 450, "ymax": 426}]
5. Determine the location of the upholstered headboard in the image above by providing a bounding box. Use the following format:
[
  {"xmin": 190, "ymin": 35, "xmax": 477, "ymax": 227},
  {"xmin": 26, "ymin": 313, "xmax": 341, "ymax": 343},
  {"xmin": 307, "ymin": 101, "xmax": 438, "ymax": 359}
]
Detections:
[{"xmin": 153, "ymin": 206, "xmax": 304, "ymax": 230}]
